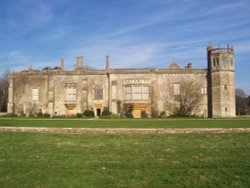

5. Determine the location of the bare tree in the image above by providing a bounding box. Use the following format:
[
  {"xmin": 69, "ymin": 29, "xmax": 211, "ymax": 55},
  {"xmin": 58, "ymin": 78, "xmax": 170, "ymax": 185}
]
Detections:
[
  {"xmin": 0, "ymin": 70, "xmax": 10, "ymax": 112},
  {"xmin": 173, "ymin": 78, "xmax": 203, "ymax": 116},
  {"xmin": 235, "ymin": 88, "xmax": 248, "ymax": 115}
]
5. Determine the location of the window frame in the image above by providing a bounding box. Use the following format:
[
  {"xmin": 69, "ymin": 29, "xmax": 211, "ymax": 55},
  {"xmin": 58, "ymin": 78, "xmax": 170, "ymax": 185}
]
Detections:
[
  {"xmin": 124, "ymin": 85, "xmax": 149, "ymax": 101},
  {"xmin": 94, "ymin": 88, "xmax": 103, "ymax": 100},
  {"xmin": 65, "ymin": 83, "xmax": 77, "ymax": 102},
  {"xmin": 173, "ymin": 83, "xmax": 180, "ymax": 96},
  {"xmin": 32, "ymin": 88, "xmax": 39, "ymax": 101}
]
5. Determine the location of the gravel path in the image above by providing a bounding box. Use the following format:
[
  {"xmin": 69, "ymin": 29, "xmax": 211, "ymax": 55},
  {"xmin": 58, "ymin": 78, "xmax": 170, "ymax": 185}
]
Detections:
[{"xmin": 0, "ymin": 127, "xmax": 250, "ymax": 134}]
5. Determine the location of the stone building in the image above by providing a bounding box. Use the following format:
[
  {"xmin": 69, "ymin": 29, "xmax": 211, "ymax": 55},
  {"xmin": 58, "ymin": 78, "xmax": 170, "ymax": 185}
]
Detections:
[{"xmin": 7, "ymin": 44, "xmax": 236, "ymax": 118}]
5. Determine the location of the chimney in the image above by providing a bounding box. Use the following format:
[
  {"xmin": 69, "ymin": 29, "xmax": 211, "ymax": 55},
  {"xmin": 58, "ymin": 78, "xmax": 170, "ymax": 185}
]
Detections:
[
  {"xmin": 29, "ymin": 64, "xmax": 33, "ymax": 71},
  {"xmin": 76, "ymin": 56, "xmax": 84, "ymax": 69},
  {"xmin": 186, "ymin": 62, "xmax": 192, "ymax": 69},
  {"xmin": 106, "ymin": 55, "xmax": 110, "ymax": 72},
  {"xmin": 61, "ymin": 58, "xmax": 64, "ymax": 70}
]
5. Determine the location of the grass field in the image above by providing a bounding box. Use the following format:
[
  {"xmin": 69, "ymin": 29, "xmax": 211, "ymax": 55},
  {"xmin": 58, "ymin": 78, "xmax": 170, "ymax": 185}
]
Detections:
[
  {"xmin": 1, "ymin": 118, "xmax": 250, "ymax": 187},
  {"xmin": 0, "ymin": 118, "xmax": 250, "ymax": 128},
  {"xmin": 0, "ymin": 132, "xmax": 250, "ymax": 187}
]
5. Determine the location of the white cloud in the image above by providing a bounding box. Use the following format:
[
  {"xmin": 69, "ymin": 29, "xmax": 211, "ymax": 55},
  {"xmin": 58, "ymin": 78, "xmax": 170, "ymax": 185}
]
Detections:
[
  {"xmin": 31, "ymin": 3, "xmax": 53, "ymax": 24},
  {"xmin": 207, "ymin": 1, "xmax": 247, "ymax": 14}
]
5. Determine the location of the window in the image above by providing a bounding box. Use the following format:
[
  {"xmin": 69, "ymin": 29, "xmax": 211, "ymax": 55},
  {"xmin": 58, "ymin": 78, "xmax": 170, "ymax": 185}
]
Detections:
[
  {"xmin": 95, "ymin": 88, "xmax": 103, "ymax": 100},
  {"xmin": 112, "ymin": 81, "xmax": 117, "ymax": 100},
  {"xmin": 132, "ymin": 86, "xmax": 142, "ymax": 100},
  {"xmin": 173, "ymin": 84, "xmax": 180, "ymax": 95},
  {"xmin": 112, "ymin": 85, "xmax": 117, "ymax": 100},
  {"xmin": 125, "ymin": 86, "xmax": 131, "ymax": 100},
  {"xmin": 32, "ymin": 88, "xmax": 39, "ymax": 101},
  {"xmin": 124, "ymin": 85, "xmax": 149, "ymax": 101},
  {"xmin": 65, "ymin": 83, "xmax": 77, "ymax": 102},
  {"xmin": 222, "ymin": 58, "xmax": 228, "ymax": 64},
  {"xmin": 224, "ymin": 85, "xmax": 227, "ymax": 90},
  {"xmin": 231, "ymin": 59, "xmax": 234, "ymax": 66},
  {"xmin": 49, "ymin": 91, "xmax": 53, "ymax": 100},
  {"xmin": 66, "ymin": 88, "xmax": 76, "ymax": 102},
  {"xmin": 213, "ymin": 58, "xmax": 219, "ymax": 66},
  {"xmin": 49, "ymin": 80, "xmax": 54, "ymax": 89},
  {"xmin": 201, "ymin": 87, "xmax": 207, "ymax": 95},
  {"xmin": 225, "ymin": 107, "xmax": 228, "ymax": 112},
  {"xmin": 142, "ymin": 86, "xmax": 149, "ymax": 100}
]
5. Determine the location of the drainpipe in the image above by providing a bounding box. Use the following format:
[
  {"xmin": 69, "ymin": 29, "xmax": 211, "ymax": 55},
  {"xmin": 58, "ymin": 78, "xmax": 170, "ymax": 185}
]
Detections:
[{"xmin": 106, "ymin": 56, "xmax": 111, "ymax": 111}]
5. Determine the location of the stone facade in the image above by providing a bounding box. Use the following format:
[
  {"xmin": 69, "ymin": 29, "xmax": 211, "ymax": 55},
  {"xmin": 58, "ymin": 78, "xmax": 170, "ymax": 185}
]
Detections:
[{"xmin": 8, "ymin": 45, "xmax": 236, "ymax": 118}]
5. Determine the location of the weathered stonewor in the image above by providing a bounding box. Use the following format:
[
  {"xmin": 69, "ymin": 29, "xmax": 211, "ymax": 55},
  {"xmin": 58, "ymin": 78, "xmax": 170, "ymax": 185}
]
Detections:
[
  {"xmin": 0, "ymin": 127, "xmax": 249, "ymax": 134},
  {"xmin": 8, "ymin": 44, "xmax": 236, "ymax": 118}
]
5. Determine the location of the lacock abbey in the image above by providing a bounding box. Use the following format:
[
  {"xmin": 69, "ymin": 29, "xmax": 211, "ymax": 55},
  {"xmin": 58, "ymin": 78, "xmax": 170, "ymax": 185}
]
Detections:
[{"xmin": 7, "ymin": 44, "xmax": 236, "ymax": 118}]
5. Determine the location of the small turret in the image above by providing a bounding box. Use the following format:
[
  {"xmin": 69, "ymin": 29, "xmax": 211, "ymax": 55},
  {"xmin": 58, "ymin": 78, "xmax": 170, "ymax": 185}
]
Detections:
[
  {"xmin": 61, "ymin": 58, "xmax": 65, "ymax": 70},
  {"xmin": 75, "ymin": 56, "xmax": 84, "ymax": 70}
]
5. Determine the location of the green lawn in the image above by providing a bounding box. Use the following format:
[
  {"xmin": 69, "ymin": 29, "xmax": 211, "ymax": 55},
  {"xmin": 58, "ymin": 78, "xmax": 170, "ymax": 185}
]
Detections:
[
  {"xmin": 0, "ymin": 132, "xmax": 249, "ymax": 187},
  {"xmin": 0, "ymin": 118, "xmax": 250, "ymax": 128}
]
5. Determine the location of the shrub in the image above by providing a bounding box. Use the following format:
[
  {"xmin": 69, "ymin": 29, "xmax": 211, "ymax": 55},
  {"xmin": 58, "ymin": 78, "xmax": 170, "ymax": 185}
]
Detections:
[
  {"xmin": 37, "ymin": 111, "xmax": 43, "ymax": 118},
  {"xmin": 111, "ymin": 113, "xmax": 120, "ymax": 119},
  {"xmin": 37, "ymin": 112, "xmax": 50, "ymax": 118},
  {"xmin": 67, "ymin": 114, "xmax": 76, "ymax": 118},
  {"xmin": 141, "ymin": 110, "xmax": 148, "ymax": 118},
  {"xmin": 1, "ymin": 113, "xmax": 18, "ymax": 118},
  {"xmin": 101, "ymin": 107, "xmax": 112, "ymax": 117},
  {"xmin": 124, "ymin": 104, "xmax": 133, "ymax": 118},
  {"xmin": 125, "ymin": 111, "xmax": 133, "ymax": 118},
  {"xmin": 76, "ymin": 113, "xmax": 83, "ymax": 118},
  {"xmin": 19, "ymin": 111, "xmax": 26, "ymax": 117},
  {"xmin": 29, "ymin": 112, "xmax": 34, "ymax": 117},
  {"xmin": 83, "ymin": 109, "xmax": 95, "ymax": 118},
  {"xmin": 53, "ymin": 115, "xmax": 65, "ymax": 118},
  {"xmin": 43, "ymin": 112, "xmax": 50, "ymax": 118},
  {"xmin": 160, "ymin": 111, "xmax": 166, "ymax": 118}
]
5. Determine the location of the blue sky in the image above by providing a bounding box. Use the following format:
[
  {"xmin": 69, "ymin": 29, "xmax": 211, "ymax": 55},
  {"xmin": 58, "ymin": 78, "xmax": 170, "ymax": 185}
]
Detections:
[{"xmin": 0, "ymin": 0, "xmax": 250, "ymax": 94}]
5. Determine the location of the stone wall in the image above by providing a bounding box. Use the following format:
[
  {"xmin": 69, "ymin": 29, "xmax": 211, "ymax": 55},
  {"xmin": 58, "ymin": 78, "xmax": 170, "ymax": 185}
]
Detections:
[
  {"xmin": 9, "ymin": 68, "xmax": 209, "ymax": 117},
  {"xmin": 8, "ymin": 44, "xmax": 236, "ymax": 118}
]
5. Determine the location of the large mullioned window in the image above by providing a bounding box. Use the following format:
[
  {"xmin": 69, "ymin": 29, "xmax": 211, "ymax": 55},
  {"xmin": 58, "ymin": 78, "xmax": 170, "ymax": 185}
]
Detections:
[
  {"xmin": 173, "ymin": 84, "xmax": 180, "ymax": 95},
  {"xmin": 124, "ymin": 85, "xmax": 149, "ymax": 101},
  {"xmin": 66, "ymin": 88, "xmax": 76, "ymax": 101},
  {"xmin": 65, "ymin": 83, "xmax": 77, "ymax": 102},
  {"xmin": 94, "ymin": 88, "xmax": 103, "ymax": 100},
  {"xmin": 32, "ymin": 88, "xmax": 39, "ymax": 101}
]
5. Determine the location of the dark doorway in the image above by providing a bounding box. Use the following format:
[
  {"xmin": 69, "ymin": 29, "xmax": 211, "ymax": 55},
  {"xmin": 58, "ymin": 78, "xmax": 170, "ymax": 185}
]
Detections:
[{"xmin": 96, "ymin": 109, "xmax": 101, "ymax": 117}]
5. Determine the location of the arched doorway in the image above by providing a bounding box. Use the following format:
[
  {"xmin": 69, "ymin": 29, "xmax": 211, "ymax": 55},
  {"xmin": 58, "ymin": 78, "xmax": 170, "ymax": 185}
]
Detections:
[{"xmin": 96, "ymin": 108, "xmax": 101, "ymax": 117}]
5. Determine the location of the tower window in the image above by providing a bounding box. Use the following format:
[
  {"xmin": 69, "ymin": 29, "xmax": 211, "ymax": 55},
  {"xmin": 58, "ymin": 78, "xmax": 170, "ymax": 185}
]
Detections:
[
  {"xmin": 213, "ymin": 58, "xmax": 219, "ymax": 66},
  {"xmin": 225, "ymin": 107, "xmax": 228, "ymax": 112},
  {"xmin": 201, "ymin": 87, "xmax": 207, "ymax": 95},
  {"xmin": 224, "ymin": 85, "xmax": 227, "ymax": 90},
  {"xmin": 214, "ymin": 57, "xmax": 219, "ymax": 66},
  {"xmin": 222, "ymin": 58, "xmax": 228, "ymax": 64}
]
